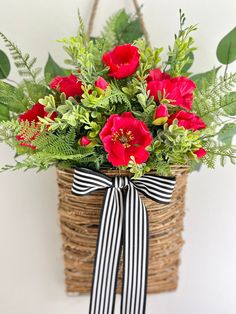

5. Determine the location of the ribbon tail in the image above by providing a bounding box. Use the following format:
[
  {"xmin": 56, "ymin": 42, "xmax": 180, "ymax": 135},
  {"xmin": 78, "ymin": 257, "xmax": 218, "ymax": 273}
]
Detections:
[
  {"xmin": 121, "ymin": 183, "xmax": 149, "ymax": 314},
  {"xmin": 89, "ymin": 187, "xmax": 123, "ymax": 314}
]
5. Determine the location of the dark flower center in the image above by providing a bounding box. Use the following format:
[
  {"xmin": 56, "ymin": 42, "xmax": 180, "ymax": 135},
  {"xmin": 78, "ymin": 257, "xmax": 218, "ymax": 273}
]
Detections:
[{"xmin": 112, "ymin": 128, "xmax": 135, "ymax": 148}]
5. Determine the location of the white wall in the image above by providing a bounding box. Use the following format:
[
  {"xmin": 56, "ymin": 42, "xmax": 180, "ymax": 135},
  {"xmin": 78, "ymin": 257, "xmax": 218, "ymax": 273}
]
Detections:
[{"xmin": 0, "ymin": 1, "xmax": 236, "ymax": 314}]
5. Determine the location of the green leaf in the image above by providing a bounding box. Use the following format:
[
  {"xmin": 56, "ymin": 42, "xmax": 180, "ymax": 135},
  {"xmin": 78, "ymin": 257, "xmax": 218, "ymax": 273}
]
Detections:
[
  {"xmin": 216, "ymin": 27, "xmax": 236, "ymax": 65},
  {"xmin": 222, "ymin": 92, "xmax": 236, "ymax": 116},
  {"xmin": 0, "ymin": 50, "xmax": 11, "ymax": 79},
  {"xmin": 113, "ymin": 10, "xmax": 129, "ymax": 35},
  {"xmin": 191, "ymin": 67, "xmax": 221, "ymax": 88},
  {"xmin": 121, "ymin": 18, "xmax": 143, "ymax": 43},
  {"xmin": 182, "ymin": 51, "xmax": 194, "ymax": 73},
  {"xmin": 0, "ymin": 104, "xmax": 10, "ymax": 121},
  {"xmin": 112, "ymin": 10, "xmax": 143, "ymax": 44},
  {"xmin": 44, "ymin": 54, "xmax": 68, "ymax": 78},
  {"xmin": 218, "ymin": 123, "xmax": 236, "ymax": 145}
]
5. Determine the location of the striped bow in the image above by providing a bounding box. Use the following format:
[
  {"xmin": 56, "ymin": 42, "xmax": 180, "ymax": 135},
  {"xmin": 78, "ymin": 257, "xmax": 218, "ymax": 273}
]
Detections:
[{"xmin": 72, "ymin": 168, "xmax": 176, "ymax": 314}]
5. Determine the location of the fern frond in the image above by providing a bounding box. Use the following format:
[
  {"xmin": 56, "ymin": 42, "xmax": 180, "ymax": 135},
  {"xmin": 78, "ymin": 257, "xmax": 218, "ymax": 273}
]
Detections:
[
  {"xmin": 0, "ymin": 119, "xmax": 20, "ymax": 148},
  {"xmin": 202, "ymin": 141, "xmax": 236, "ymax": 168},
  {"xmin": 193, "ymin": 73, "xmax": 236, "ymax": 124},
  {"xmin": 32, "ymin": 128, "xmax": 76, "ymax": 155},
  {"xmin": 0, "ymin": 32, "xmax": 41, "ymax": 82},
  {"xmin": 0, "ymin": 147, "xmax": 97, "ymax": 172}
]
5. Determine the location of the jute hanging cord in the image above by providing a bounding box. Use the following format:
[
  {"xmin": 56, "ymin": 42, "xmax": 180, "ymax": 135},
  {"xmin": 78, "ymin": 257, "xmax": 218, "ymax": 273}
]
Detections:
[{"xmin": 87, "ymin": 0, "xmax": 151, "ymax": 46}]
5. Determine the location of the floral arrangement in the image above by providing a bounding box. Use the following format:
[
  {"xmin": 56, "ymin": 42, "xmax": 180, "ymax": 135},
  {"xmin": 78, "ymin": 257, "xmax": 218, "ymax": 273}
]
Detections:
[{"xmin": 0, "ymin": 10, "xmax": 236, "ymax": 177}]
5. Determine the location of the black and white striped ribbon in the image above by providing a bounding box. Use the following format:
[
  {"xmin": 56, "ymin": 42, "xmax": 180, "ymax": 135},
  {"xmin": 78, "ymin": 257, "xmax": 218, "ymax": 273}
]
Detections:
[{"xmin": 71, "ymin": 168, "xmax": 176, "ymax": 314}]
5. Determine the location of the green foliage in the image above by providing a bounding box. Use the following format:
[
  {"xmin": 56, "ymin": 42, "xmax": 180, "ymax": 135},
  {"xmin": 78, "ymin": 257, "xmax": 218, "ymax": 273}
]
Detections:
[
  {"xmin": 32, "ymin": 127, "xmax": 76, "ymax": 154},
  {"xmin": 181, "ymin": 51, "xmax": 194, "ymax": 74},
  {"xmin": 59, "ymin": 15, "xmax": 106, "ymax": 85},
  {"xmin": 0, "ymin": 33, "xmax": 49, "ymax": 121},
  {"xmin": 0, "ymin": 49, "xmax": 10, "ymax": 79},
  {"xmin": 0, "ymin": 11, "xmax": 236, "ymax": 176},
  {"xmin": 191, "ymin": 67, "xmax": 221, "ymax": 88},
  {"xmin": 152, "ymin": 123, "xmax": 203, "ymax": 166},
  {"xmin": 44, "ymin": 54, "xmax": 69, "ymax": 79},
  {"xmin": 218, "ymin": 123, "xmax": 236, "ymax": 145},
  {"xmin": 128, "ymin": 157, "xmax": 151, "ymax": 179},
  {"xmin": 222, "ymin": 92, "xmax": 236, "ymax": 116},
  {"xmin": 217, "ymin": 27, "xmax": 236, "ymax": 65},
  {"xmin": 0, "ymin": 32, "xmax": 41, "ymax": 83},
  {"xmin": 0, "ymin": 121, "xmax": 98, "ymax": 171},
  {"xmin": 193, "ymin": 73, "xmax": 236, "ymax": 125},
  {"xmin": 0, "ymin": 105, "xmax": 9, "ymax": 121},
  {"xmin": 202, "ymin": 141, "xmax": 236, "ymax": 168},
  {"xmin": 0, "ymin": 81, "xmax": 28, "ymax": 120},
  {"xmin": 135, "ymin": 38, "xmax": 163, "ymax": 77},
  {"xmin": 166, "ymin": 10, "xmax": 197, "ymax": 77},
  {"xmin": 0, "ymin": 119, "xmax": 20, "ymax": 148},
  {"xmin": 101, "ymin": 9, "xmax": 143, "ymax": 48}
]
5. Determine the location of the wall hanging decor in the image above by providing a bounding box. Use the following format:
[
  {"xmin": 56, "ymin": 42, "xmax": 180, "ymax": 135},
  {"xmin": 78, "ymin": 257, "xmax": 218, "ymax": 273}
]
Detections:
[{"xmin": 1, "ymin": 0, "xmax": 236, "ymax": 313}]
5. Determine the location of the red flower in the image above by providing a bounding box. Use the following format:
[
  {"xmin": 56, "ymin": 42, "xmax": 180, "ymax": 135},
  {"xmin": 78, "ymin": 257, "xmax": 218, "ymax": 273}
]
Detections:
[
  {"xmin": 16, "ymin": 103, "xmax": 57, "ymax": 149},
  {"xmin": 50, "ymin": 74, "xmax": 83, "ymax": 98},
  {"xmin": 147, "ymin": 69, "xmax": 196, "ymax": 110},
  {"xmin": 168, "ymin": 77, "xmax": 196, "ymax": 110},
  {"xmin": 102, "ymin": 44, "xmax": 140, "ymax": 79},
  {"xmin": 167, "ymin": 110, "xmax": 206, "ymax": 131},
  {"xmin": 95, "ymin": 76, "xmax": 109, "ymax": 95},
  {"xmin": 153, "ymin": 104, "xmax": 168, "ymax": 125},
  {"xmin": 147, "ymin": 68, "xmax": 171, "ymax": 82},
  {"xmin": 79, "ymin": 136, "xmax": 92, "ymax": 146},
  {"xmin": 194, "ymin": 147, "xmax": 207, "ymax": 158},
  {"xmin": 95, "ymin": 77, "xmax": 109, "ymax": 91},
  {"xmin": 100, "ymin": 112, "xmax": 152, "ymax": 166}
]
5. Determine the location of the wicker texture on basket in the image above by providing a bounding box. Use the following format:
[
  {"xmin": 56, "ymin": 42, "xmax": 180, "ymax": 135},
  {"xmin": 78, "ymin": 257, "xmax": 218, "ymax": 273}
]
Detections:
[{"xmin": 57, "ymin": 166, "xmax": 189, "ymax": 295}]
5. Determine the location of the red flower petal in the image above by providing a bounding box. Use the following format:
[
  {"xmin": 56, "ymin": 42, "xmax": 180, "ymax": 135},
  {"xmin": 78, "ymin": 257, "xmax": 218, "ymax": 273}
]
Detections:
[
  {"xmin": 102, "ymin": 44, "xmax": 140, "ymax": 79},
  {"xmin": 50, "ymin": 74, "xmax": 83, "ymax": 98},
  {"xmin": 146, "ymin": 69, "xmax": 196, "ymax": 110},
  {"xmin": 167, "ymin": 110, "xmax": 206, "ymax": 131},
  {"xmin": 147, "ymin": 68, "xmax": 171, "ymax": 82},
  {"xmin": 194, "ymin": 147, "xmax": 207, "ymax": 158},
  {"xmin": 16, "ymin": 103, "xmax": 57, "ymax": 149},
  {"xmin": 100, "ymin": 112, "xmax": 152, "ymax": 167}
]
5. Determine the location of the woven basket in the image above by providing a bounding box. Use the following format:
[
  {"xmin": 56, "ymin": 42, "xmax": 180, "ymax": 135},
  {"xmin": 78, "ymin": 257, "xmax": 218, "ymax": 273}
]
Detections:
[{"xmin": 57, "ymin": 166, "xmax": 189, "ymax": 295}]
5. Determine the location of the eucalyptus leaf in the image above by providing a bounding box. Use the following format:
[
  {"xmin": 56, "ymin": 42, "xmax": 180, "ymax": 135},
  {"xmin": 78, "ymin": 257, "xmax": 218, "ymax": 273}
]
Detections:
[
  {"xmin": 216, "ymin": 27, "xmax": 236, "ymax": 65},
  {"xmin": 44, "ymin": 54, "xmax": 69, "ymax": 78},
  {"xmin": 182, "ymin": 51, "xmax": 194, "ymax": 73},
  {"xmin": 0, "ymin": 104, "xmax": 10, "ymax": 121},
  {"xmin": 0, "ymin": 50, "xmax": 11, "ymax": 79},
  {"xmin": 222, "ymin": 92, "xmax": 236, "ymax": 116},
  {"xmin": 191, "ymin": 67, "xmax": 221, "ymax": 88},
  {"xmin": 218, "ymin": 123, "xmax": 236, "ymax": 145}
]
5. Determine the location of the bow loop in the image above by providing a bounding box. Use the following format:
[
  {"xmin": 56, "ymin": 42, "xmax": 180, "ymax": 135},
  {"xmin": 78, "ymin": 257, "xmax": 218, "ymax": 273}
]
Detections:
[
  {"xmin": 132, "ymin": 174, "xmax": 176, "ymax": 204},
  {"xmin": 72, "ymin": 168, "xmax": 112, "ymax": 195}
]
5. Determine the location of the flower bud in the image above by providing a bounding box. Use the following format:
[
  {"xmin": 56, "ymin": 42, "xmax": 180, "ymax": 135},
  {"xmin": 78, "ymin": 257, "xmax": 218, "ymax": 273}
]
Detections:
[
  {"xmin": 153, "ymin": 104, "xmax": 168, "ymax": 126},
  {"xmin": 79, "ymin": 136, "xmax": 92, "ymax": 146},
  {"xmin": 194, "ymin": 147, "xmax": 207, "ymax": 158},
  {"xmin": 95, "ymin": 77, "xmax": 109, "ymax": 95}
]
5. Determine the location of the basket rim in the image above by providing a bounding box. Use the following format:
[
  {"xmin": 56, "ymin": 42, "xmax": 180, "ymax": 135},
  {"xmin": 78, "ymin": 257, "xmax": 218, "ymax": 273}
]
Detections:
[{"xmin": 56, "ymin": 164, "xmax": 190, "ymax": 177}]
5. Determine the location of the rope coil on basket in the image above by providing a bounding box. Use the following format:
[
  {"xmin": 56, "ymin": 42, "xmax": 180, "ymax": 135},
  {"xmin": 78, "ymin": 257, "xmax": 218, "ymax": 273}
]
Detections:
[{"xmin": 57, "ymin": 166, "xmax": 189, "ymax": 295}]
